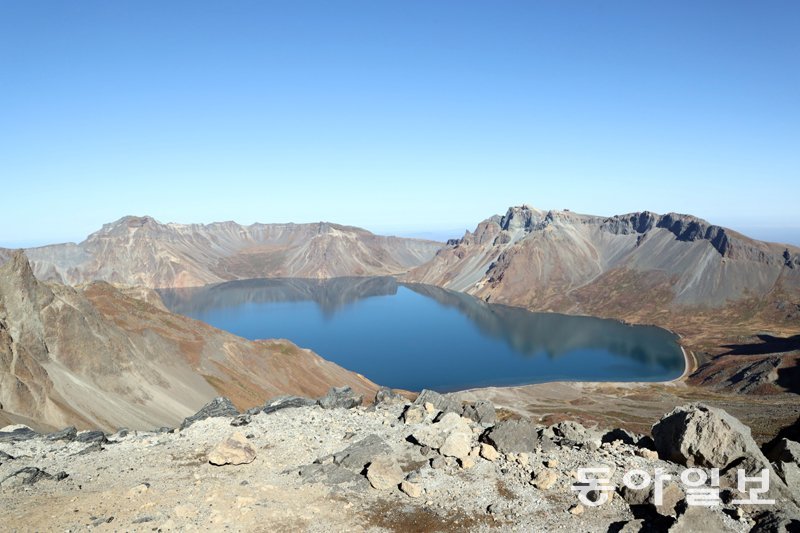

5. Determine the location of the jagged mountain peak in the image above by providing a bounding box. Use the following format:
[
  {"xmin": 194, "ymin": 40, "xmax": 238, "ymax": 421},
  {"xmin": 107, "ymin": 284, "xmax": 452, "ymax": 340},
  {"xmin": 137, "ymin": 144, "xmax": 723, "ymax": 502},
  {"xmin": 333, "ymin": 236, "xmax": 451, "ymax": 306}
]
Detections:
[{"xmin": 407, "ymin": 204, "xmax": 800, "ymax": 310}]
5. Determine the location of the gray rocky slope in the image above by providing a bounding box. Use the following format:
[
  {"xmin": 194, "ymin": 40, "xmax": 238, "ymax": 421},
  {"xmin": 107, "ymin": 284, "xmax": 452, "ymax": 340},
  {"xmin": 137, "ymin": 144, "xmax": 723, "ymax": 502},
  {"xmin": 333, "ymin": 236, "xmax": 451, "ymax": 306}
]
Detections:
[
  {"xmin": 2, "ymin": 216, "xmax": 442, "ymax": 288},
  {"xmin": 0, "ymin": 391, "xmax": 797, "ymax": 531},
  {"xmin": 406, "ymin": 205, "xmax": 800, "ymax": 310}
]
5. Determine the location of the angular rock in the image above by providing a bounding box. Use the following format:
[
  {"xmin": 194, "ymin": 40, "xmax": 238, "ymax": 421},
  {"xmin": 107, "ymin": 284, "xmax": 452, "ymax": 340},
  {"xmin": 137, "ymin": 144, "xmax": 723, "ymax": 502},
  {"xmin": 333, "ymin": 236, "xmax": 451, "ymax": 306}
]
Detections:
[
  {"xmin": 461, "ymin": 400, "xmax": 497, "ymax": 425},
  {"xmin": 1, "ymin": 467, "xmax": 68, "ymax": 487},
  {"xmin": 46, "ymin": 426, "xmax": 78, "ymax": 442},
  {"xmin": 532, "ymin": 469, "xmax": 557, "ymax": 490},
  {"xmin": 374, "ymin": 387, "xmax": 405, "ymax": 405},
  {"xmin": 332, "ymin": 434, "xmax": 391, "ymax": 472},
  {"xmin": 208, "ymin": 432, "xmax": 257, "ymax": 466},
  {"xmin": 181, "ymin": 397, "xmax": 239, "ymax": 430},
  {"xmin": 261, "ymin": 395, "xmax": 317, "ymax": 415},
  {"xmin": 668, "ymin": 506, "xmax": 734, "ymax": 532},
  {"xmin": 0, "ymin": 450, "xmax": 14, "ymax": 463},
  {"xmin": 411, "ymin": 412, "xmax": 472, "ymax": 450},
  {"xmin": 653, "ymin": 403, "xmax": 764, "ymax": 468},
  {"xmin": 440, "ymin": 432, "xmax": 472, "ymax": 461},
  {"xmin": 480, "ymin": 443, "xmax": 499, "ymax": 461},
  {"xmin": 366, "ymin": 456, "xmax": 403, "ymax": 490},
  {"xmin": 481, "ymin": 419, "xmax": 539, "ymax": 454},
  {"xmin": 413, "ymin": 389, "xmax": 462, "ymax": 416},
  {"xmin": 621, "ymin": 481, "xmax": 684, "ymax": 517},
  {"xmin": 552, "ymin": 420, "xmax": 599, "ymax": 448},
  {"xmin": 402, "ymin": 405, "xmax": 427, "ymax": 424},
  {"xmin": 0, "ymin": 425, "xmax": 38, "ymax": 443},
  {"xmin": 75, "ymin": 430, "xmax": 108, "ymax": 444},
  {"xmin": 400, "ymin": 480, "xmax": 422, "ymax": 498},
  {"xmin": 318, "ymin": 386, "xmax": 363, "ymax": 410},
  {"xmin": 230, "ymin": 414, "xmax": 252, "ymax": 427},
  {"xmin": 766, "ymin": 438, "xmax": 800, "ymax": 488}
]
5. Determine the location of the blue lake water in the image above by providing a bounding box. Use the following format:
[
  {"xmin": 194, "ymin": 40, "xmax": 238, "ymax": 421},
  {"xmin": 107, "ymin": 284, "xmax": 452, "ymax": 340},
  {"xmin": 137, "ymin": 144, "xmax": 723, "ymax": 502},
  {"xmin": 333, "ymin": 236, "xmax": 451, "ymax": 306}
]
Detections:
[{"xmin": 159, "ymin": 277, "xmax": 684, "ymax": 392}]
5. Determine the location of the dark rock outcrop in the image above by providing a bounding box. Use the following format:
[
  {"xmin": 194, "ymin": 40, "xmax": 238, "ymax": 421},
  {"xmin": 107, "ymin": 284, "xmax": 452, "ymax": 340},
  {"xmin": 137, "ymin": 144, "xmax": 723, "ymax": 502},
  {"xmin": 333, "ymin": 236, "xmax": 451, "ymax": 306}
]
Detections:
[
  {"xmin": 260, "ymin": 396, "xmax": 317, "ymax": 415},
  {"xmin": 46, "ymin": 426, "xmax": 78, "ymax": 442},
  {"xmin": 180, "ymin": 397, "xmax": 239, "ymax": 430},
  {"xmin": 1, "ymin": 466, "xmax": 68, "ymax": 486}
]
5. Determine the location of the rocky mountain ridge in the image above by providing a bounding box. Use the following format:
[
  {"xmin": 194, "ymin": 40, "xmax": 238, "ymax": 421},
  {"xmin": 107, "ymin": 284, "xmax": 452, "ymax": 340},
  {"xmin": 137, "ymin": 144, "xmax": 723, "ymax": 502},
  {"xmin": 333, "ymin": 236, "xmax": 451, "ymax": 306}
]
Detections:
[
  {"xmin": 410, "ymin": 205, "xmax": 800, "ymax": 307},
  {"xmin": 5, "ymin": 216, "xmax": 442, "ymax": 288},
  {"xmin": 0, "ymin": 251, "xmax": 377, "ymax": 431}
]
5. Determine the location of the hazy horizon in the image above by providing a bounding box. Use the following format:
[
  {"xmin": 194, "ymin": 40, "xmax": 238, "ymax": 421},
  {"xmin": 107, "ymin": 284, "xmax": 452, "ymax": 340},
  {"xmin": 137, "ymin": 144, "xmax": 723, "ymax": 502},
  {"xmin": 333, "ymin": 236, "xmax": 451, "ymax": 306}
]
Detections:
[{"xmin": 2, "ymin": 2, "xmax": 798, "ymax": 246}]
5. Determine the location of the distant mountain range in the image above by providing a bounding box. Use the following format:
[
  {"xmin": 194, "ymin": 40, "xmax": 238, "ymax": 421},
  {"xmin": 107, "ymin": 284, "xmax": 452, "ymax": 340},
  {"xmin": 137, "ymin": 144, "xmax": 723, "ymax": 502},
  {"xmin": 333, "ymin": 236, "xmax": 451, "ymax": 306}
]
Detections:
[
  {"xmin": 1, "ymin": 207, "xmax": 798, "ymax": 430},
  {"xmin": 6, "ymin": 216, "xmax": 442, "ymax": 288}
]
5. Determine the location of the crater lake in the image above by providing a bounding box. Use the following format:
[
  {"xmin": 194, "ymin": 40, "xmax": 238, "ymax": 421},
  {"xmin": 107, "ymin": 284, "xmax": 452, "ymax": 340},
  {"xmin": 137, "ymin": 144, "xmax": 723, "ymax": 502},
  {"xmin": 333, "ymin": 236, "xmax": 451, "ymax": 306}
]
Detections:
[{"xmin": 159, "ymin": 277, "xmax": 685, "ymax": 392}]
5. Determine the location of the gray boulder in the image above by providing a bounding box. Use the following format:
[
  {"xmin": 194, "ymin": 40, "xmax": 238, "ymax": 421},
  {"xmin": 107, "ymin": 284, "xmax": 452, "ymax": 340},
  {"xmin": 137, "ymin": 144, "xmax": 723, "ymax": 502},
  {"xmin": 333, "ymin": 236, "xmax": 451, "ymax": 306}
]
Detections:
[
  {"xmin": 551, "ymin": 420, "xmax": 599, "ymax": 447},
  {"xmin": 180, "ymin": 397, "xmax": 239, "ymax": 430},
  {"xmin": 461, "ymin": 400, "xmax": 497, "ymax": 425},
  {"xmin": 261, "ymin": 395, "xmax": 317, "ymax": 414},
  {"xmin": 767, "ymin": 438, "xmax": 800, "ymax": 489},
  {"xmin": 1, "ymin": 467, "xmax": 68, "ymax": 487},
  {"xmin": 0, "ymin": 426, "xmax": 38, "ymax": 443},
  {"xmin": 481, "ymin": 419, "xmax": 540, "ymax": 454},
  {"xmin": 46, "ymin": 426, "xmax": 77, "ymax": 442},
  {"xmin": 75, "ymin": 430, "xmax": 108, "ymax": 445},
  {"xmin": 651, "ymin": 403, "xmax": 765, "ymax": 469},
  {"xmin": 413, "ymin": 389, "xmax": 462, "ymax": 415},
  {"xmin": 318, "ymin": 386, "xmax": 363, "ymax": 410},
  {"xmin": 668, "ymin": 506, "xmax": 735, "ymax": 532},
  {"xmin": 374, "ymin": 387, "xmax": 405, "ymax": 405},
  {"xmin": 297, "ymin": 434, "xmax": 390, "ymax": 487},
  {"xmin": 652, "ymin": 403, "xmax": 799, "ymax": 514}
]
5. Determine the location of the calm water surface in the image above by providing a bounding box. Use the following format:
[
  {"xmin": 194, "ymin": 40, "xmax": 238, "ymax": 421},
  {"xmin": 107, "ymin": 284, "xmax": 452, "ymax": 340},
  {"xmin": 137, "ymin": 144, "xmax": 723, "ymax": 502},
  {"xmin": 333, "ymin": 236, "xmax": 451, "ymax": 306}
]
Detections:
[{"xmin": 159, "ymin": 278, "xmax": 684, "ymax": 392}]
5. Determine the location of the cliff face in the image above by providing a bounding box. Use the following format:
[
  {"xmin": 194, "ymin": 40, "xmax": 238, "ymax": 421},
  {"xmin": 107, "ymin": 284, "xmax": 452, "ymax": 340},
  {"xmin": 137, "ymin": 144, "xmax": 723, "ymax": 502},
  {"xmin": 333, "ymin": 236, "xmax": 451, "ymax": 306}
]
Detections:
[
  {"xmin": 17, "ymin": 216, "xmax": 442, "ymax": 288},
  {"xmin": 406, "ymin": 206, "xmax": 800, "ymax": 319},
  {"xmin": 0, "ymin": 252, "xmax": 377, "ymax": 431}
]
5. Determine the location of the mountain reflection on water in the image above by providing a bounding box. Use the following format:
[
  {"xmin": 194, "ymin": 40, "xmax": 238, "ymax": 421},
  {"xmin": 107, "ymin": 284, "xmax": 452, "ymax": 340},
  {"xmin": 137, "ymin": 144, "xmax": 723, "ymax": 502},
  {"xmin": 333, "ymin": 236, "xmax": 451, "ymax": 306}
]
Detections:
[{"xmin": 159, "ymin": 277, "xmax": 684, "ymax": 391}]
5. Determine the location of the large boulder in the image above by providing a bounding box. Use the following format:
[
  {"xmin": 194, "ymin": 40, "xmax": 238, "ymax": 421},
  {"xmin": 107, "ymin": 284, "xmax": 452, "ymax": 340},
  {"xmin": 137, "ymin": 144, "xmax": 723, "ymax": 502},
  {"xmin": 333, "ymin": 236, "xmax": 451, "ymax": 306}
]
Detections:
[
  {"xmin": 413, "ymin": 389, "xmax": 462, "ymax": 415},
  {"xmin": 318, "ymin": 386, "xmax": 363, "ymax": 410},
  {"xmin": 461, "ymin": 400, "xmax": 497, "ymax": 425},
  {"xmin": 652, "ymin": 404, "xmax": 800, "ymax": 515},
  {"xmin": 481, "ymin": 419, "xmax": 540, "ymax": 454},
  {"xmin": 181, "ymin": 397, "xmax": 239, "ymax": 430},
  {"xmin": 651, "ymin": 403, "xmax": 766, "ymax": 469},
  {"xmin": 208, "ymin": 432, "xmax": 257, "ymax": 466}
]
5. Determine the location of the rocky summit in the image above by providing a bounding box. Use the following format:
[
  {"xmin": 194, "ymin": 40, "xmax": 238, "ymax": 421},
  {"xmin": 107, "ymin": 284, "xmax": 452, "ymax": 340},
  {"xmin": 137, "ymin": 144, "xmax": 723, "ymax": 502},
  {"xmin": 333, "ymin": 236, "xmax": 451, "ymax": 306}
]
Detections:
[{"xmin": 0, "ymin": 391, "xmax": 798, "ymax": 532}]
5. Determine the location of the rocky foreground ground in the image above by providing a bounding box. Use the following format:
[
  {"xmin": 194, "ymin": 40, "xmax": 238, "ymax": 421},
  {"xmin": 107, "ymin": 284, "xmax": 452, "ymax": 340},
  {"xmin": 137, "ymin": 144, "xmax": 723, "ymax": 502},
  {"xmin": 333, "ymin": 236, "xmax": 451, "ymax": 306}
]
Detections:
[{"xmin": 1, "ymin": 388, "xmax": 798, "ymax": 532}]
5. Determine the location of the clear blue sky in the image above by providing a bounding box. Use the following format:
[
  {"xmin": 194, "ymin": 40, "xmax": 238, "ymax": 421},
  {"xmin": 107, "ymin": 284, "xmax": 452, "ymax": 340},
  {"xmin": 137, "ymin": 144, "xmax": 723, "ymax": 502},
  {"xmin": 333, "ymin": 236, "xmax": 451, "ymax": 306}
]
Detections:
[{"xmin": 1, "ymin": 1, "xmax": 798, "ymax": 246}]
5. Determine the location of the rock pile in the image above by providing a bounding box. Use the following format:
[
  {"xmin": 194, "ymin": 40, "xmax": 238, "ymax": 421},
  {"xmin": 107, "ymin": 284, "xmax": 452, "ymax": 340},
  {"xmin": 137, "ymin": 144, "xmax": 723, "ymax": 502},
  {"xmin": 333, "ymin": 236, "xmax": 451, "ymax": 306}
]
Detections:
[{"xmin": 0, "ymin": 393, "xmax": 798, "ymax": 531}]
